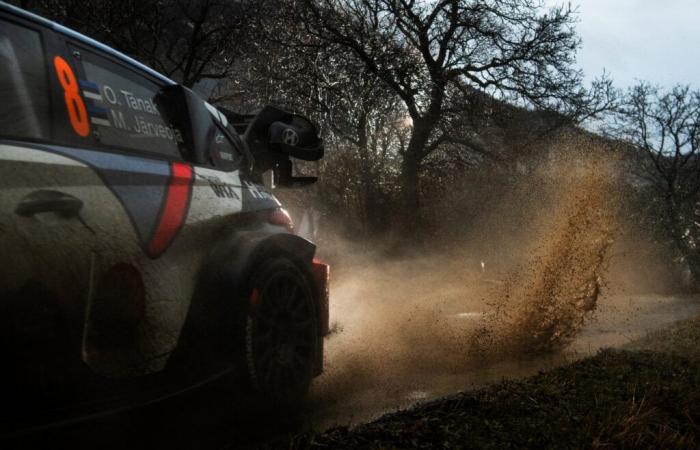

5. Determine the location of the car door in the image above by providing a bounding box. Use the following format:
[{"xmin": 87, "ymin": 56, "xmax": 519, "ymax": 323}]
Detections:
[
  {"xmin": 57, "ymin": 43, "xmax": 208, "ymax": 376},
  {"xmin": 63, "ymin": 44, "xmax": 277, "ymax": 376}
]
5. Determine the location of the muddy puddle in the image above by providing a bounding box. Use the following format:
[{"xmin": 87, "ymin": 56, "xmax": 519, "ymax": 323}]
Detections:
[{"xmin": 305, "ymin": 261, "xmax": 700, "ymax": 430}]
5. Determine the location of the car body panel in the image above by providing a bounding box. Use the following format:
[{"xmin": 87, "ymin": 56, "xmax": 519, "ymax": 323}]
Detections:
[{"xmin": 0, "ymin": 139, "xmax": 288, "ymax": 377}]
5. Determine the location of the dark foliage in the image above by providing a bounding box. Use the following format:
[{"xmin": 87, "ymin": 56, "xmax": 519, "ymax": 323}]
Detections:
[
  {"xmin": 14, "ymin": 0, "xmax": 265, "ymax": 87},
  {"xmin": 300, "ymin": 349, "xmax": 700, "ymax": 449}
]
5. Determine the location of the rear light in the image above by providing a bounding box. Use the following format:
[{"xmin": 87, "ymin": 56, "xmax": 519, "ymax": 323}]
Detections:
[
  {"xmin": 311, "ymin": 259, "xmax": 330, "ymax": 336},
  {"xmin": 266, "ymin": 208, "xmax": 294, "ymax": 233}
]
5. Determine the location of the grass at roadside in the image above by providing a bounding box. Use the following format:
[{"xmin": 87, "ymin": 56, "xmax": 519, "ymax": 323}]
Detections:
[
  {"xmin": 625, "ymin": 314, "xmax": 700, "ymax": 361},
  {"xmin": 289, "ymin": 316, "xmax": 700, "ymax": 449}
]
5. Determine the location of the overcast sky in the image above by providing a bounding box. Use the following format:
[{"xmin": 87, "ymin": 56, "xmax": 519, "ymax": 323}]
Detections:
[{"xmin": 545, "ymin": 0, "xmax": 700, "ymax": 90}]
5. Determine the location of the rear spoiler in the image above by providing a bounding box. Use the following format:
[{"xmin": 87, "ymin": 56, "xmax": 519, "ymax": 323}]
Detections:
[
  {"xmin": 219, "ymin": 106, "xmax": 324, "ymax": 188},
  {"xmin": 221, "ymin": 110, "xmax": 256, "ymax": 135}
]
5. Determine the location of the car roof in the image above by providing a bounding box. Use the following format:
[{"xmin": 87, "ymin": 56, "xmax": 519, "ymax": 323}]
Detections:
[{"xmin": 0, "ymin": 1, "xmax": 176, "ymax": 86}]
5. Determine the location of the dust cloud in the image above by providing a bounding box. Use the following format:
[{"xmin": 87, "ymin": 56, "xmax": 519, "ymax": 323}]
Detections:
[{"xmin": 299, "ymin": 134, "xmax": 693, "ymax": 426}]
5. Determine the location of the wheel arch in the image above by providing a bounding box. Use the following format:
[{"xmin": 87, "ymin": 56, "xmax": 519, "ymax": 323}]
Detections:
[{"xmin": 168, "ymin": 231, "xmax": 320, "ymax": 373}]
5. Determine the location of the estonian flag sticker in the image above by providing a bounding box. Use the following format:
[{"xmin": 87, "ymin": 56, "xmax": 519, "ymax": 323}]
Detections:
[{"xmin": 80, "ymin": 79, "xmax": 111, "ymax": 127}]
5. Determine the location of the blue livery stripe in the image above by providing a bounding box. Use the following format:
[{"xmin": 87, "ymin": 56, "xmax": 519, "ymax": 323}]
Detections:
[{"xmin": 41, "ymin": 144, "xmax": 171, "ymax": 249}]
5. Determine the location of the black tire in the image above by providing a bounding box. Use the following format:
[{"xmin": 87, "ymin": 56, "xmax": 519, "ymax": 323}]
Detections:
[{"xmin": 239, "ymin": 257, "xmax": 318, "ymax": 411}]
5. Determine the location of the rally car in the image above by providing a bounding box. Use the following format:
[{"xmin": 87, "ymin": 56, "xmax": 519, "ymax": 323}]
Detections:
[{"xmin": 0, "ymin": 2, "xmax": 329, "ymax": 424}]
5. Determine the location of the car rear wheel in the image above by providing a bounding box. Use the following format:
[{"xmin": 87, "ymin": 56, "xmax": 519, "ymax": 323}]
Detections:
[{"xmin": 242, "ymin": 257, "xmax": 318, "ymax": 410}]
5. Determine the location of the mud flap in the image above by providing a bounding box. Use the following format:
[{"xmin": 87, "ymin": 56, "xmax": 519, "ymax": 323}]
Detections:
[{"xmin": 310, "ymin": 259, "xmax": 330, "ymax": 376}]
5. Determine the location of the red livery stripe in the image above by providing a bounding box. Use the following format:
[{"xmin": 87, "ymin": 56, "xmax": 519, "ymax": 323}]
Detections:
[{"xmin": 147, "ymin": 162, "xmax": 193, "ymax": 257}]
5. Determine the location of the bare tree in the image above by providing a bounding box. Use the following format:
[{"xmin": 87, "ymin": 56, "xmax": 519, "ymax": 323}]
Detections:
[
  {"xmin": 226, "ymin": 16, "xmax": 409, "ymax": 235},
  {"xmin": 300, "ymin": 0, "xmax": 614, "ymax": 232},
  {"xmin": 614, "ymin": 83, "xmax": 700, "ymax": 286}
]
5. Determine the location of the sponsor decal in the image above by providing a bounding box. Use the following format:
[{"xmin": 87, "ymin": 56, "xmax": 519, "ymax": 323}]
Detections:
[
  {"xmin": 76, "ymin": 64, "xmax": 183, "ymax": 145},
  {"xmin": 282, "ymin": 128, "xmax": 299, "ymax": 146},
  {"xmin": 8, "ymin": 142, "xmax": 193, "ymax": 258},
  {"xmin": 197, "ymin": 173, "xmax": 241, "ymax": 200},
  {"xmin": 80, "ymin": 79, "xmax": 112, "ymax": 127},
  {"xmin": 218, "ymin": 150, "xmax": 234, "ymax": 161},
  {"xmin": 53, "ymin": 56, "xmax": 90, "ymax": 137},
  {"xmin": 79, "ymin": 79, "xmax": 104, "ymax": 102},
  {"xmin": 147, "ymin": 162, "xmax": 194, "ymax": 258},
  {"xmin": 210, "ymin": 179, "xmax": 240, "ymax": 200},
  {"xmin": 242, "ymin": 180, "xmax": 273, "ymax": 200}
]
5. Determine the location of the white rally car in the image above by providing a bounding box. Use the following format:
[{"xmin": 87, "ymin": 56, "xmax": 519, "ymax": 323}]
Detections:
[{"xmin": 0, "ymin": 2, "xmax": 329, "ymax": 425}]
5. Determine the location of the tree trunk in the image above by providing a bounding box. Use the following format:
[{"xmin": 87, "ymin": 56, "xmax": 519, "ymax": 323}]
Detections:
[
  {"xmin": 685, "ymin": 251, "xmax": 700, "ymax": 291},
  {"xmin": 399, "ymin": 123, "xmax": 432, "ymax": 238}
]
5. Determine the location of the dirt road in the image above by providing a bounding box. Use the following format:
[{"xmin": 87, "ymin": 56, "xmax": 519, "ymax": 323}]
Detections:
[{"xmin": 7, "ymin": 282, "xmax": 697, "ymax": 449}]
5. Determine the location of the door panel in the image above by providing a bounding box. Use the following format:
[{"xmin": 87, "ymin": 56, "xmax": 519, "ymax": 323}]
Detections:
[{"xmin": 0, "ymin": 140, "xmax": 218, "ymax": 377}]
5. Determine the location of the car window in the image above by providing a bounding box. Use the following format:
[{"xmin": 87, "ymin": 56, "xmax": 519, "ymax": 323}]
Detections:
[
  {"xmin": 0, "ymin": 19, "xmax": 50, "ymax": 140},
  {"xmin": 71, "ymin": 45, "xmax": 188, "ymax": 160}
]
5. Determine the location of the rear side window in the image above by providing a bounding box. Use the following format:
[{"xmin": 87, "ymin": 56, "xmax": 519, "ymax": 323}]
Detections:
[
  {"xmin": 72, "ymin": 46, "xmax": 186, "ymax": 159},
  {"xmin": 0, "ymin": 19, "xmax": 50, "ymax": 140}
]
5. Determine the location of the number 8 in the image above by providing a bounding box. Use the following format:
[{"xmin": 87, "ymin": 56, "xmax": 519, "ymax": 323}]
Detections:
[{"xmin": 53, "ymin": 56, "xmax": 90, "ymax": 137}]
